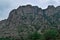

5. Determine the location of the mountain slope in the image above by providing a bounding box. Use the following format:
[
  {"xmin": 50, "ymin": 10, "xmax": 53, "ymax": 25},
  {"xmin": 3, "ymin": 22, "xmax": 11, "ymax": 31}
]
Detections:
[{"xmin": 0, "ymin": 5, "xmax": 60, "ymax": 39}]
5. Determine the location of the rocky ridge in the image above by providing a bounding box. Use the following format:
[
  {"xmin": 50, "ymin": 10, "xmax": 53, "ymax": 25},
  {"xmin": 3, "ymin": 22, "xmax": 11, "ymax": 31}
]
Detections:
[{"xmin": 0, "ymin": 5, "xmax": 60, "ymax": 39}]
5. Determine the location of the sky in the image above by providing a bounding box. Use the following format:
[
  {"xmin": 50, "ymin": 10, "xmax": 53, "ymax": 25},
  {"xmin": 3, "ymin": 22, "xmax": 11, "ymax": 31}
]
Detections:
[{"xmin": 0, "ymin": 0, "xmax": 60, "ymax": 21}]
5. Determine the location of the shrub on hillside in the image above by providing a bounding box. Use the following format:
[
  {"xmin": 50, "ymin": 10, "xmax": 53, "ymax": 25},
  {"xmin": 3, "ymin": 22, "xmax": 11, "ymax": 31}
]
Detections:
[
  {"xmin": 44, "ymin": 29, "xmax": 59, "ymax": 40},
  {"xmin": 28, "ymin": 31, "xmax": 44, "ymax": 40}
]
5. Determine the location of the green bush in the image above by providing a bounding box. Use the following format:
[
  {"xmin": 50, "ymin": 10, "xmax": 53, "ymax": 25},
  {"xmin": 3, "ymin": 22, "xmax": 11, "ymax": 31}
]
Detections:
[
  {"xmin": 28, "ymin": 31, "xmax": 44, "ymax": 40},
  {"xmin": 44, "ymin": 29, "xmax": 59, "ymax": 40}
]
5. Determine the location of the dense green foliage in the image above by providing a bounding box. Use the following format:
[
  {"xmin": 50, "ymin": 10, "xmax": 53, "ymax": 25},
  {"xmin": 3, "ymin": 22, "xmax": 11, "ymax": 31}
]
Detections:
[
  {"xmin": 0, "ymin": 29, "xmax": 60, "ymax": 40},
  {"xmin": 0, "ymin": 37, "xmax": 20, "ymax": 40},
  {"xmin": 44, "ymin": 29, "xmax": 59, "ymax": 40},
  {"xmin": 0, "ymin": 38, "xmax": 14, "ymax": 40},
  {"xmin": 28, "ymin": 29, "xmax": 60, "ymax": 40},
  {"xmin": 28, "ymin": 31, "xmax": 42, "ymax": 40}
]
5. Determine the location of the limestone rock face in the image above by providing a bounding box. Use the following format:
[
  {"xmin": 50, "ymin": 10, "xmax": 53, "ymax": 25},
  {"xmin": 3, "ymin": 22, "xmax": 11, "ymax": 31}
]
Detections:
[{"xmin": 0, "ymin": 5, "xmax": 60, "ymax": 38}]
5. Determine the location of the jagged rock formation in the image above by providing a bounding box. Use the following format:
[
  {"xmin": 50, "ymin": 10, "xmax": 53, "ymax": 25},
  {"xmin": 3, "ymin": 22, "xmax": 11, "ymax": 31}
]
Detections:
[{"xmin": 0, "ymin": 5, "xmax": 60, "ymax": 39}]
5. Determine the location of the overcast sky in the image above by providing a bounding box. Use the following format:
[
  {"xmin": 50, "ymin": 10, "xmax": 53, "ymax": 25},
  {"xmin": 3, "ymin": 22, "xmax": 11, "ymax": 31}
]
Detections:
[{"xmin": 0, "ymin": 0, "xmax": 60, "ymax": 21}]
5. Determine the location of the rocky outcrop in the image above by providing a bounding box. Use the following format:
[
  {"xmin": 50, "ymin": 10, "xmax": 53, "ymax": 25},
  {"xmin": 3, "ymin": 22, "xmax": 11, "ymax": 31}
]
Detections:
[{"xmin": 0, "ymin": 5, "xmax": 60, "ymax": 39}]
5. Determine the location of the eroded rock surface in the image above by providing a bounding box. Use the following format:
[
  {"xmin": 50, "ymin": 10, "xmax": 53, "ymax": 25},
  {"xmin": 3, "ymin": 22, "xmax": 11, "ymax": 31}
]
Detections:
[{"xmin": 0, "ymin": 5, "xmax": 60, "ymax": 39}]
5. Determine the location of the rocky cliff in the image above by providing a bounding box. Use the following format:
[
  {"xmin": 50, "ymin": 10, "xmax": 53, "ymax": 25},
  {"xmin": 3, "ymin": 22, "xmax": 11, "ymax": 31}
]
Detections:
[{"xmin": 0, "ymin": 5, "xmax": 60, "ymax": 39}]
